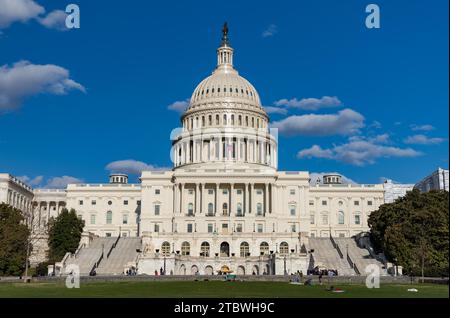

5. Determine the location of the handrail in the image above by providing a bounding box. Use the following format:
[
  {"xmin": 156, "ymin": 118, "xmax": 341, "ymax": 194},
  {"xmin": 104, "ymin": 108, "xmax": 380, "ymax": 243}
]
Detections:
[
  {"xmin": 74, "ymin": 243, "xmax": 85, "ymax": 258},
  {"xmin": 107, "ymin": 236, "xmax": 121, "ymax": 258},
  {"xmin": 90, "ymin": 252, "xmax": 103, "ymax": 276},
  {"xmin": 61, "ymin": 252, "xmax": 71, "ymax": 266},
  {"xmin": 329, "ymin": 235, "xmax": 343, "ymax": 258},
  {"xmin": 347, "ymin": 254, "xmax": 360, "ymax": 275}
]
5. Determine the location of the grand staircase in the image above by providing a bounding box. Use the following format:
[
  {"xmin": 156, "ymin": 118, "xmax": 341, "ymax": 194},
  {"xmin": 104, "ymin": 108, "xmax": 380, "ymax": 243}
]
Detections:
[
  {"xmin": 96, "ymin": 237, "xmax": 141, "ymax": 275},
  {"xmin": 308, "ymin": 238, "xmax": 355, "ymax": 275}
]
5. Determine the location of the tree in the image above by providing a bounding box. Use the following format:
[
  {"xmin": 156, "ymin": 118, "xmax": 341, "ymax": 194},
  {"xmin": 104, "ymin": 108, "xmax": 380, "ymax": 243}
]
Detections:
[
  {"xmin": 0, "ymin": 203, "xmax": 29, "ymax": 276},
  {"xmin": 47, "ymin": 208, "xmax": 84, "ymax": 264},
  {"xmin": 368, "ymin": 189, "xmax": 449, "ymax": 277}
]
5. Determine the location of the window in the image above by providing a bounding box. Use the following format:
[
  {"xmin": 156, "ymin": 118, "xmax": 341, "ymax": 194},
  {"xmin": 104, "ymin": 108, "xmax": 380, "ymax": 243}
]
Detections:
[
  {"xmin": 154, "ymin": 204, "xmax": 160, "ymax": 215},
  {"xmin": 222, "ymin": 203, "xmax": 228, "ymax": 216},
  {"xmin": 187, "ymin": 203, "xmax": 194, "ymax": 216},
  {"xmin": 240, "ymin": 242, "xmax": 250, "ymax": 257},
  {"xmin": 322, "ymin": 200, "xmax": 327, "ymax": 206},
  {"xmin": 123, "ymin": 200, "xmax": 128, "ymax": 205},
  {"xmin": 207, "ymin": 203, "xmax": 214, "ymax": 216},
  {"xmin": 91, "ymin": 200, "xmax": 96, "ymax": 205},
  {"xmin": 257, "ymin": 224, "xmax": 263, "ymax": 233},
  {"xmin": 257, "ymin": 190, "xmax": 263, "ymax": 195},
  {"xmin": 237, "ymin": 189, "xmax": 242, "ymax": 195},
  {"xmin": 108, "ymin": 200, "xmax": 112, "ymax": 205},
  {"xmin": 122, "ymin": 214, "xmax": 128, "ymax": 225},
  {"xmin": 79, "ymin": 200, "xmax": 83, "ymax": 205},
  {"xmin": 338, "ymin": 211, "xmax": 345, "ymax": 225},
  {"xmin": 155, "ymin": 189, "xmax": 160, "ymax": 195},
  {"xmin": 222, "ymin": 189, "xmax": 228, "ymax": 195},
  {"xmin": 354, "ymin": 201, "xmax": 360, "ymax": 206},
  {"xmin": 187, "ymin": 223, "xmax": 193, "ymax": 233},
  {"xmin": 290, "ymin": 189, "xmax": 295, "ymax": 195},
  {"xmin": 200, "ymin": 242, "xmax": 210, "ymax": 257},
  {"xmin": 280, "ymin": 242, "xmax": 289, "ymax": 255},
  {"xmin": 181, "ymin": 242, "xmax": 190, "ymax": 256},
  {"xmin": 106, "ymin": 233, "xmax": 111, "ymax": 237},
  {"xmin": 260, "ymin": 242, "xmax": 269, "ymax": 255},
  {"xmin": 291, "ymin": 224, "xmax": 296, "ymax": 232},
  {"xmin": 106, "ymin": 211, "xmax": 113, "ymax": 224},
  {"xmin": 236, "ymin": 223, "xmax": 243, "ymax": 232},
  {"xmin": 289, "ymin": 205, "xmax": 296, "ymax": 216},
  {"xmin": 90, "ymin": 214, "xmax": 96, "ymax": 225},
  {"xmin": 207, "ymin": 223, "xmax": 214, "ymax": 233},
  {"xmin": 309, "ymin": 200, "xmax": 314, "ymax": 206},
  {"xmin": 188, "ymin": 189, "xmax": 194, "ymax": 195},
  {"xmin": 322, "ymin": 215, "xmax": 328, "ymax": 225},
  {"xmin": 154, "ymin": 224, "xmax": 159, "ymax": 232},
  {"xmin": 236, "ymin": 203, "xmax": 243, "ymax": 216},
  {"xmin": 208, "ymin": 189, "xmax": 214, "ymax": 195},
  {"xmin": 367, "ymin": 200, "xmax": 373, "ymax": 206},
  {"xmin": 310, "ymin": 214, "xmax": 315, "ymax": 224},
  {"xmin": 354, "ymin": 214, "xmax": 361, "ymax": 225},
  {"xmin": 161, "ymin": 242, "xmax": 171, "ymax": 256},
  {"xmin": 256, "ymin": 203, "xmax": 263, "ymax": 216}
]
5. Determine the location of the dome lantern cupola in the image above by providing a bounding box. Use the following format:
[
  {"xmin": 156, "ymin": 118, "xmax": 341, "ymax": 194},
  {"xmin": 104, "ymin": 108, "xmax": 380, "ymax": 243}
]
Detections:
[{"xmin": 217, "ymin": 22, "xmax": 234, "ymax": 70}]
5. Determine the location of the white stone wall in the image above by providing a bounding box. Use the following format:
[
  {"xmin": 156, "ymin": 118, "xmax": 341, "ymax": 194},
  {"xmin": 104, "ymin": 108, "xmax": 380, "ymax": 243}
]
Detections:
[
  {"xmin": 383, "ymin": 179, "xmax": 414, "ymax": 203},
  {"xmin": 415, "ymin": 167, "xmax": 449, "ymax": 192}
]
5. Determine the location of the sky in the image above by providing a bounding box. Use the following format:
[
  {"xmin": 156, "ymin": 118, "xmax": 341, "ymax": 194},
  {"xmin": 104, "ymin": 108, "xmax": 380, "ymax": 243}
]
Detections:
[{"xmin": 0, "ymin": 0, "xmax": 448, "ymax": 188}]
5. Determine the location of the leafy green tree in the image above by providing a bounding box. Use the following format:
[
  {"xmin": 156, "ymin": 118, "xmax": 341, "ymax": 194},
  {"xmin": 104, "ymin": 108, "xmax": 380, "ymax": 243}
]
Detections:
[
  {"xmin": 368, "ymin": 189, "xmax": 449, "ymax": 277},
  {"xmin": 0, "ymin": 203, "xmax": 30, "ymax": 276},
  {"xmin": 47, "ymin": 208, "xmax": 84, "ymax": 264}
]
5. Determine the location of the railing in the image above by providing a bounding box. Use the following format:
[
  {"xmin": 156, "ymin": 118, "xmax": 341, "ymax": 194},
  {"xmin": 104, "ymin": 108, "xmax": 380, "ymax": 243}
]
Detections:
[
  {"xmin": 61, "ymin": 252, "xmax": 71, "ymax": 267},
  {"xmin": 107, "ymin": 236, "xmax": 121, "ymax": 258},
  {"xmin": 329, "ymin": 235, "xmax": 343, "ymax": 258},
  {"xmin": 90, "ymin": 252, "xmax": 104, "ymax": 276},
  {"xmin": 347, "ymin": 254, "xmax": 360, "ymax": 275},
  {"xmin": 74, "ymin": 243, "xmax": 85, "ymax": 258}
]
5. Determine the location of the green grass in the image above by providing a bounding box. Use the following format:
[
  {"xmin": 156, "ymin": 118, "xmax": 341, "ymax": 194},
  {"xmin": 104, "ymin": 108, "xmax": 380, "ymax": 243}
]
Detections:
[{"xmin": 0, "ymin": 281, "xmax": 448, "ymax": 298}]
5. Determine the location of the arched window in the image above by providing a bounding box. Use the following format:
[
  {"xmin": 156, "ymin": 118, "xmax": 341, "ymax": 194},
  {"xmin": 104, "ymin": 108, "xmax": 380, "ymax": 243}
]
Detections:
[
  {"xmin": 161, "ymin": 241, "xmax": 171, "ymax": 256},
  {"xmin": 256, "ymin": 203, "xmax": 263, "ymax": 216},
  {"xmin": 236, "ymin": 203, "xmax": 243, "ymax": 216},
  {"xmin": 280, "ymin": 242, "xmax": 289, "ymax": 255},
  {"xmin": 238, "ymin": 115, "xmax": 242, "ymax": 126},
  {"xmin": 181, "ymin": 242, "xmax": 190, "ymax": 256},
  {"xmin": 223, "ymin": 114, "xmax": 227, "ymax": 125},
  {"xmin": 187, "ymin": 203, "xmax": 194, "ymax": 216},
  {"xmin": 231, "ymin": 114, "xmax": 235, "ymax": 125},
  {"xmin": 220, "ymin": 242, "xmax": 230, "ymax": 257},
  {"xmin": 222, "ymin": 203, "xmax": 228, "ymax": 216},
  {"xmin": 216, "ymin": 114, "xmax": 219, "ymax": 125},
  {"xmin": 106, "ymin": 211, "xmax": 112, "ymax": 224},
  {"xmin": 202, "ymin": 116, "xmax": 205, "ymax": 127},
  {"xmin": 338, "ymin": 211, "xmax": 345, "ymax": 224},
  {"xmin": 200, "ymin": 242, "xmax": 210, "ymax": 257},
  {"xmin": 260, "ymin": 242, "xmax": 269, "ymax": 255},
  {"xmin": 240, "ymin": 242, "xmax": 250, "ymax": 257},
  {"xmin": 208, "ymin": 115, "xmax": 212, "ymax": 126},
  {"xmin": 208, "ymin": 203, "xmax": 214, "ymax": 216}
]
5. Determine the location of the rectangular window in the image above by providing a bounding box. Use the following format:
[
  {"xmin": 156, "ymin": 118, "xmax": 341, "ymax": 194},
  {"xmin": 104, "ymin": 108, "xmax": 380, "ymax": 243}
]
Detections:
[
  {"xmin": 322, "ymin": 215, "xmax": 328, "ymax": 225},
  {"xmin": 354, "ymin": 201, "xmax": 360, "ymax": 206},
  {"xmin": 310, "ymin": 214, "xmax": 315, "ymax": 224},
  {"xmin": 79, "ymin": 200, "xmax": 83, "ymax": 205},
  {"xmin": 222, "ymin": 190, "xmax": 228, "ymax": 195},
  {"xmin": 208, "ymin": 189, "xmax": 214, "ymax": 195},
  {"xmin": 106, "ymin": 233, "xmax": 111, "ymax": 237},
  {"xmin": 154, "ymin": 224, "xmax": 159, "ymax": 232},
  {"xmin": 154, "ymin": 204, "xmax": 160, "ymax": 215},
  {"xmin": 322, "ymin": 200, "xmax": 327, "ymax": 206},
  {"xmin": 122, "ymin": 214, "xmax": 128, "ymax": 225},
  {"xmin": 123, "ymin": 200, "xmax": 128, "ymax": 205},
  {"xmin": 155, "ymin": 189, "xmax": 160, "ymax": 195},
  {"xmin": 257, "ymin": 190, "xmax": 263, "ymax": 195},
  {"xmin": 355, "ymin": 215, "xmax": 361, "ymax": 225},
  {"xmin": 90, "ymin": 214, "xmax": 96, "ymax": 225},
  {"xmin": 91, "ymin": 200, "xmax": 96, "ymax": 205},
  {"xmin": 237, "ymin": 189, "xmax": 242, "ymax": 195},
  {"xmin": 367, "ymin": 200, "xmax": 373, "ymax": 206},
  {"xmin": 207, "ymin": 223, "xmax": 214, "ymax": 233},
  {"xmin": 188, "ymin": 189, "xmax": 194, "ymax": 195},
  {"xmin": 236, "ymin": 224, "xmax": 243, "ymax": 232},
  {"xmin": 309, "ymin": 200, "xmax": 314, "ymax": 206},
  {"xmin": 187, "ymin": 224, "xmax": 193, "ymax": 233},
  {"xmin": 257, "ymin": 224, "xmax": 263, "ymax": 233},
  {"xmin": 291, "ymin": 224, "xmax": 296, "ymax": 232},
  {"xmin": 289, "ymin": 205, "xmax": 296, "ymax": 216},
  {"xmin": 290, "ymin": 189, "xmax": 296, "ymax": 195}
]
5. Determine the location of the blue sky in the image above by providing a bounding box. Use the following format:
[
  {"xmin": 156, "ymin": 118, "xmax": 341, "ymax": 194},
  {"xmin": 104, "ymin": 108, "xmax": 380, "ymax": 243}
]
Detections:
[{"xmin": 0, "ymin": 0, "xmax": 448, "ymax": 187}]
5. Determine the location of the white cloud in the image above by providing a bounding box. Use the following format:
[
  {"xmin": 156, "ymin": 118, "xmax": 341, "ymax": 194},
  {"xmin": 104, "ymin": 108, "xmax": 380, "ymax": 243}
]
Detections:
[
  {"xmin": 264, "ymin": 106, "xmax": 287, "ymax": 115},
  {"xmin": 271, "ymin": 108, "xmax": 365, "ymax": 136},
  {"xmin": 105, "ymin": 159, "xmax": 169, "ymax": 175},
  {"xmin": 403, "ymin": 134, "xmax": 445, "ymax": 145},
  {"xmin": 274, "ymin": 96, "xmax": 342, "ymax": 111},
  {"xmin": 45, "ymin": 176, "xmax": 83, "ymax": 188},
  {"xmin": 0, "ymin": 0, "xmax": 44, "ymax": 28},
  {"xmin": 410, "ymin": 124, "xmax": 435, "ymax": 131},
  {"xmin": 168, "ymin": 99, "xmax": 189, "ymax": 113},
  {"xmin": 262, "ymin": 24, "xmax": 277, "ymax": 38},
  {"xmin": 0, "ymin": 60, "xmax": 85, "ymax": 112},
  {"xmin": 309, "ymin": 172, "xmax": 356, "ymax": 185},
  {"xmin": 37, "ymin": 10, "xmax": 67, "ymax": 31},
  {"xmin": 17, "ymin": 175, "xmax": 43, "ymax": 186},
  {"xmin": 298, "ymin": 140, "xmax": 422, "ymax": 166},
  {"xmin": 369, "ymin": 120, "xmax": 382, "ymax": 129}
]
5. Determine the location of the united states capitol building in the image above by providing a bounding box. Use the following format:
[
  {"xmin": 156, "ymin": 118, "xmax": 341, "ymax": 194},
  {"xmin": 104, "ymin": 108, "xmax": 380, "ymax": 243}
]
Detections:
[{"xmin": 1, "ymin": 26, "xmax": 446, "ymax": 277}]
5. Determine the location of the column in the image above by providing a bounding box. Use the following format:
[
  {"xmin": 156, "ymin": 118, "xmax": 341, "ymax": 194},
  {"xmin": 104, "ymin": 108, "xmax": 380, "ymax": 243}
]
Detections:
[
  {"xmin": 249, "ymin": 183, "xmax": 254, "ymax": 214},
  {"xmin": 245, "ymin": 183, "xmax": 250, "ymax": 215},
  {"xmin": 195, "ymin": 183, "xmax": 200, "ymax": 214},
  {"xmin": 201, "ymin": 183, "xmax": 206, "ymax": 214},
  {"xmin": 270, "ymin": 183, "xmax": 275, "ymax": 214},
  {"xmin": 179, "ymin": 183, "xmax": 184, "ymax": 214},
  {"xmin": 230, "ymin": 183, "xmax": 234, "ymax": 216},
  {"xmin": 215, "ymin": 183, "xmax": 218, "ymax": 215},
  {"xmin": 264, "ymin": 184, "xmax": 269, "ymax": 216}
]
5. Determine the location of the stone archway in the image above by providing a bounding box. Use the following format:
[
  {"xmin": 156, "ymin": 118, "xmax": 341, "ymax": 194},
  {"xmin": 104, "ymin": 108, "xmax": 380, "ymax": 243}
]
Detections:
[
  {"xmin": 204, "ymin": 266, "xmax": 214, "ymax": 275},
  {"xmin": 237, "ymin": 266, "xmax": 245, "ymax": 275},
  {"xmin": 252, "ymin": 265, "xmax": 259, "ymax": 275},
  {"xmin": 179, "ymin": 264, "xmax": 186, "ymax": 275},
  {"xmin": 191, "ymin": 265, "xmax": 199, "ymax": 275},
  {"xmin": 220, "ymin": 242, "xmax": 230, "ymax": 257}
]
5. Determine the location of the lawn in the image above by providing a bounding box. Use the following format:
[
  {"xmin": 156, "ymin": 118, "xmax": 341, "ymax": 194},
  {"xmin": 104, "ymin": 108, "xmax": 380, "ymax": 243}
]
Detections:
[{"xmin": 0, "ymin": 281, "xmax": 448, "ymax": 298}]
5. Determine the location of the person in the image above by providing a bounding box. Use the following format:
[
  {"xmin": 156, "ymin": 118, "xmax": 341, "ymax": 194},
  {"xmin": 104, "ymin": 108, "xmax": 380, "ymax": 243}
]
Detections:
[
  {"xmin": 299, "ymin": 270, "xmax": 303, "ymax": 283},
  {"xmin": 155, "ymin": 270, "xmax": 158, "ymax": 276},
  {"xmin": 319, "ymin": 273, "xmax": 323, "ymax": 285}
]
